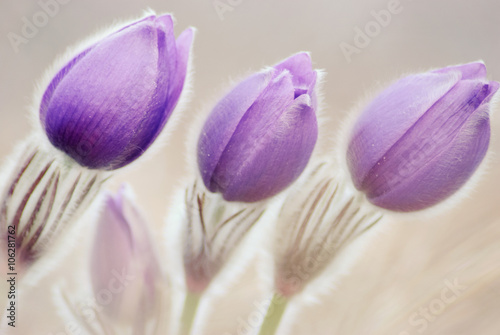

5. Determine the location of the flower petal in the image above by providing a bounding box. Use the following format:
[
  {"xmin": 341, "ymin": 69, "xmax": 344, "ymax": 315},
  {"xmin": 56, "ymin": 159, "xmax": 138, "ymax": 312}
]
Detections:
[
  {"xmin": 168, "ymin": 27, "xmax": 194, "ymax": 113},
  {"xmin": 198, "ymin": 71, "xmax": 272, "ymax": 190},
  {"xmin": 44, "ymin": 21, "xmax": 160, "ymax": 169},
  {"xmin": 347, "ymin": 70, "xmax": 461, "ymax": 190},
  {"xmin": 369, "ymin": 103, "xmax": 490, "ymax": 211},
  {"xmin": 362, "ymin": 80, "xmax": 492, "ymax": 210},
  {"xmin": 114, "ymin": 15, "xmax": 178, "ymax": 168},
  {"xmin": 214, "ymin": 77, "xmax": 317, "ymax": 202},
  {"xmin": 434, "ymin": 61, "xmax": 487, "ymax": 80},
  {"xmin": 274, "ymin": 52, "xmax": 316, "ymax": 93},
  {"xmin": 91, "ymin": 192, "xmax": 134, "ymax": 317}
]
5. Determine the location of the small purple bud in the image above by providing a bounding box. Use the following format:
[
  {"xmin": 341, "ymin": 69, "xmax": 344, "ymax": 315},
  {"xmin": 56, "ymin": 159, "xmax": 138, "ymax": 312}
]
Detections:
[
  {"xmin": 197, "ymin": 53, "xmax": 319, "ymax": 202},
  {"xmin": 347, "ymin": 62, "xmax": 499, "ymax": 212},
  {"xmin": 40, "ymin": 15, "xmax": 193, "ymax": 170}
]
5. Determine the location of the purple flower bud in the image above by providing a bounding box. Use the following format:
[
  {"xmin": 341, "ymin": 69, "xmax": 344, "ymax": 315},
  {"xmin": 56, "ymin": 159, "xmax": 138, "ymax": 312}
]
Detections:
[
  {"xmin": 347, "ymin": 62, "xmax": 499, "ymax": 212},
  {"xmin": 40, "ymin": 15, "xmax": 193, "ymax": 170},
  {"xmin": 197, "ymin": 53, "xmax": 319, "ymax": 202},
  {"xmin": 91, "ymin": 185, "xmax": 162, "ymax": 326}
]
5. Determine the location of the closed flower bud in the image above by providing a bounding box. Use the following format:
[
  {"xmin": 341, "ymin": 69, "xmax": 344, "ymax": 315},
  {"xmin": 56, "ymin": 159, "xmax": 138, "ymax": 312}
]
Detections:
[
  {"xmin": 90, "ymin": 185, "xmax": 163, "ymax": 332},
  {"xmin": 197, "ymin": 53, "xmax": 319, "ymax": 202},
  {"xmin": 40, "ymin": 15, "xmax": 193, "ymax": 170},
  {"xmin": 347, "ymin": 62, "xmax": 499, "ymax": 211}
]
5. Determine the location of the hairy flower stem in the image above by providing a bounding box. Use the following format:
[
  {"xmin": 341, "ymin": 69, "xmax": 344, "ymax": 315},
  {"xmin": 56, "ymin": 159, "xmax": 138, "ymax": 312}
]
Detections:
[
  {"xmin": 180, "ymin": 290, "xmax": 201, "ymax": 335},
  {"xmin": 258, "ymin": 293, "xmax": 289, "ymax": 335}
]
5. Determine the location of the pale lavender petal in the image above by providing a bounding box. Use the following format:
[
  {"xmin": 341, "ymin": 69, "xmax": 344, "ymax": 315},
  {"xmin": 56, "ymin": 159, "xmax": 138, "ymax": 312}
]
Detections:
[
  {"xmin": 198, "ymin": 71, "xmax": 272, "ymax": 190},
  {"xmin": 360, "ymin": 80, "xmax": 490, "ymax": 202},
  {"xmin": 198, "ymin": 53, "xmax": 319, "ymax": 202},
  {"xmin": 347, "ymin": 59, "xmax": 499, "ymax": 212},
  {"xmin": 91, "ymin": 185, "xmax": 162, "ymax": 319},
  {"xmin": 307, "ymin": 71, "xmax": 318, "ymax": 111},
  {"xmin": 484, "ymin": 80, "xmax": 500, "ymax": 103},
  {"xmin": 209, "ymin": 72, "xmax": 298, "ymax": 201},
  {"xmin": 91, "ymin": 192, "xmax": 134, "ymax": 317},
  {"xmin": 370, "ymin": 104, "xmax": 490, "ymax": 211},
  {"xmin": 274, "ymin": 52, "xmax": 316, "ymax": 97},
  {"xmin": 347, "ymin": 71, "xmax": 460, "ymax": 189},
  {"xmin": 116, "ymin": 187, "xmax": 161, "ymax": 301},
  {"xmin": 434, "ymin": 62, "xmax": 487, "ymax": 80},
  {"xmin": 221, "ymin": 94, "xmax": 317, "ymax": 202}
]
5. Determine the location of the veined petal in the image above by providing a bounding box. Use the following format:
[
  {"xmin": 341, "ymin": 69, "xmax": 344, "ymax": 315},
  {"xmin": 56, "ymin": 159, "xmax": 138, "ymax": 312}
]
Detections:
[
  {"xmin": 198, "ymin": 53, "xmax": 319, "ymax": 202},
  {"xmin": 114, "ymin": 15, "xmax": 177, "ymax": 168},
  {"xmin": 40, "ymin": 16, "xmax": 157, "ymax": 124},
  {"xmin": 219, "ymin": 92, "xmax": 316, "ymax": 202},
  {"xmin": 370, "ymin": 104, "xmax": 490, "ymax": 211},
  {"xmin": 44, "ymin": 21, "xmax": 160, "ymax": 169},
  {"xmin": 198, "ymin": 71, "xmax": 272, "ymax": 191},
  {"xmin": 40, "ymin": 15, "xmax": 192, "ymax": 170},
  {"xmin": 347, "ymin": 70, "xmax": 461, "ymax": 189},
  {"xmin": 40, "ymin": 47, "xmax": 93, "ymax": 125},
  {"xmin": 210, "ymin": 71, "xmax": 295, "ymax": 198},
  {"xmin": 361, "ymin": 80, "xmax": 491, "ymax": 202}
]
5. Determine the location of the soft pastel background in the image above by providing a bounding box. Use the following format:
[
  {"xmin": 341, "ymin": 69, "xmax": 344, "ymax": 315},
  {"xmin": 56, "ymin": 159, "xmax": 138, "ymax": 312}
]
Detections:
[{"xmin": 1, "ymin": 0, "xmax": 499, "ymax": 334}]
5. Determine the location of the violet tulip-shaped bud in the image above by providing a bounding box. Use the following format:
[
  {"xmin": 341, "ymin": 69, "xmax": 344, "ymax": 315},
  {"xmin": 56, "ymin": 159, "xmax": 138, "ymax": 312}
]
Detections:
[
  {"xmin": 90, "ymin": 185, "xmax": 163, "ymax": 332},
  {"xmin": 40, "ymin": 14, "xmax": 193, "ymax": 170},
  {"xmin": 347, "ymin": 62, "xmax": 499, "ymax": 211},
  {"xmin": 197, "ymin": 53, "xmax": 319, "ymax": 202}
]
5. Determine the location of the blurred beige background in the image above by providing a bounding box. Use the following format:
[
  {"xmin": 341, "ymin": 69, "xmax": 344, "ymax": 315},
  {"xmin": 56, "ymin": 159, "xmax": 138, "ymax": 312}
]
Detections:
[{"xmin": 1, "ymin": 0, "xmax": 500, "ymax": 334}]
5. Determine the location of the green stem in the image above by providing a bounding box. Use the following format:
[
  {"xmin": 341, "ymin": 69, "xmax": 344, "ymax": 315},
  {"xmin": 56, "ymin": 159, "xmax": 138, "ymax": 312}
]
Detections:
[
  {"xmin": 180, "ymin": 290, "xmax": 201, "ymax": 335},
  {"xmin": 258, "ymin": 293, "xmax": 289, "ymax": 335}
]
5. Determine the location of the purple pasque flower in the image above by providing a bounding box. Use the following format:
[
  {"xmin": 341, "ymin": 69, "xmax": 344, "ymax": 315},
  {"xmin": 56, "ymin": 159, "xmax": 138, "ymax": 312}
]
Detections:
[
  {"xmin": 91, "ymin": 185, "xmax": 162, "ymax": 327},
  {"xmin": 197, "ymin": 53, "xmax": 319, "ymax": 202},
  {"xmin": 347, "ymin": 62, "xmax": 499, "ymax": 212},
  {"xmin": 40, "ymin": 14, "xmax": 193, "ymax": 170}
]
